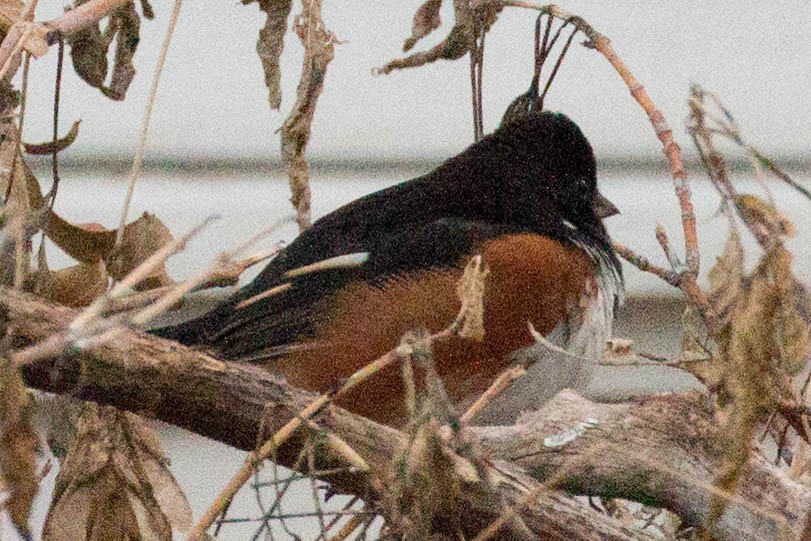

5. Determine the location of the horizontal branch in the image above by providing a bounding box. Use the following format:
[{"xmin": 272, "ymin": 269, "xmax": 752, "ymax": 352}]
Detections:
[{"xmin": 3, "ymin": 286, "xmax": 810, "ymax": 539}]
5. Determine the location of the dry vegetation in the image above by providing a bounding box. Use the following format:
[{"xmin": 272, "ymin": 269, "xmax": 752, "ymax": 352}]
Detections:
[{"xmin": 0, "ymin": 1, "xmax": 807, "ymax": 540}]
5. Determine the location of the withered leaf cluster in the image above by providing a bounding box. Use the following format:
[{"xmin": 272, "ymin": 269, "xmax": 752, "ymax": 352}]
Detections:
[
  {"xmin": 708, "ymin": 226, "xmax": 808, "ymax": 410},
  {"xmin": 280, "ymin": 0, "xmax": 335, "ymax": 232},
  {"xmin": 43, "ymin": 405, "xmax": 191, "ymax": 540},
  {"xmin": 376, "ymin": 0, "xmax": 501, "ymax": 75},
  {"xmin": 1, "ymin": 148, "xmax": 176, "ymax": 306},
  {"xmin": 244, "ymin": 0, "xmax": 336, "ymax": 231},
  {"xmin": 65, "ymin": 0, "xmax": 154, "ymax": 100},
  {"xmin": 704, "ymin": 199, "xmax": 810, "ymax": 522},
  {"xmin": 0, "ymin": 109, "xmax": 173, "ymax": 306}
]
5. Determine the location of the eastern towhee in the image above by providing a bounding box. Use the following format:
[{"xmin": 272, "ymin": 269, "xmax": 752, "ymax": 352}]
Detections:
[{"xmin": 155, "ymin": 109, "xmax": 623, "ymax": 426}]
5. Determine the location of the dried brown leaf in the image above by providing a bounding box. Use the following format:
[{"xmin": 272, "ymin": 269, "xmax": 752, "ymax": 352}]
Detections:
[
  {"xmin": 42, "ymin": 212, "xmax": 116, "ymax": 264},
  {"xmin": 0, "ymin": 129, "xmax": 42, "ymax": 285},
  {"xmin": 724, "ymin": 245, "xmax": 808, "ymax": 403},
  {"xmin": 709, "ymin": 242, "xmax": 810, "ymax": 522},
  {"xmin": 754, "ymin": 245, "xmax": 809, "ymax": 375},
  {"xmin": 139, "ymin": 0, "xmax": 154, "ymax": 20},
  {"xmin": 40, "ymin": 259, "xmax": 108, "ymax": 307},
  {"xmin": 19, "ymin": 159, "xmax": 45, "ymax": 210},
  {"xmin": 23, "ymin": 120, "xmax": 81, "ymax": 155},
  {"xmin": 0, "ymin": 122, "xmax": 44, "ymax": 220},
  {"xmin": 65, "ymin": 12, "xmax": 109, "ymax": 89},
  {"xmin": 403, "ymin": 0, "xmax": 443, "ymax": 52},
  {"xmin": 455, "ymin": 255, "xmax": 488, "ymax": 341},
  {"xmin": 44, "ymin": 405, "xmax": 191, "ymax": 540},
  {"xmin": 107, "ymin": 212, "xmax": 174, "ymax": 290},
  {"xmin": 281, "ymin": 0, "xmax": 335, "ymax": 231},
  {"xmin": 376, "ymin": 0, "xmax": 500, "ymax": 74},
  {"xmin": 65, "ymin": 1, "xmax": 142, "ymax": 100},
  {"xmin": 19, "ymin": 24, "xmax": 49, "ymax": 58},
  {"xmin": 0, "ymin": 358, "xmax": 38, "ymax": 540},
  {"xmin": 708, "ymin": 229, "xmax": 744, "ymax": 328},
  {"xmin": 256, "ymin": 0, "xmax": 292, "ymax": 110},
  {"xmin": 26, "ymin": 165, "xmax": 175, "ymax": 292},
  {"xmin": 22, "ymin": 163, "xmax": 175, "ymax": 287},
  {"xmin": 734, "ymin": 193, "xmax": 795, "ymax": 239},
  {"xmin": 100, "ymin": 3, "xmax": 140, "ymax": 101}
]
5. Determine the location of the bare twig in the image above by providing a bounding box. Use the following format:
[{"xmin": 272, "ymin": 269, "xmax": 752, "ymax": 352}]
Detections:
[
  {"xmin": 687, "ymin": 84, "xmax": 810, "ymax": 253},
  {"xmin": 47, "ymin": 35, "xmax": 63, "ymax": 205},
  {"xmin": 45, "ymin": 0, "xmax": 130, "ymax": 35},
  {"xmin": 114, "ymin": 0, "xmax": 183, "ymax": 249},
  {"xmin": 327, "ymin": 510, "xmax": 367, "ymax": 541},
  {"xmin": 612, "ymin": 241, "xmax": 680, "ymax": 288},
  {"xmin": 461, "ymin": 365, "xmax": 527, "ymax": 424}
]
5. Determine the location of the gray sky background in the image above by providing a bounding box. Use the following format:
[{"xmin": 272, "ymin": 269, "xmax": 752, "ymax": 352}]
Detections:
[{"xmin": 18, "ymin": 1, "xmax": 811, "ymax": 163}]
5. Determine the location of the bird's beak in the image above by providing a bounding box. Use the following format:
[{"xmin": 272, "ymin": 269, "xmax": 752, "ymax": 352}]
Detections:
[{"xmin": 594, "ymin": 192, "xmax": 620, "ymax": 218}]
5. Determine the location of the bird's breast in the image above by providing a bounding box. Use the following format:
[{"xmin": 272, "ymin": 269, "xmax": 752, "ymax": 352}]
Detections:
[{"xmin": 273, "ymin": 233, "xmax": 597, "ymax": 425}]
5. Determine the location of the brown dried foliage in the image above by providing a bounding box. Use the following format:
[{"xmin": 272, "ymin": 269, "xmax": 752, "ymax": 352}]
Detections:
[
  {"xmin": 685, "ymin": 85, "xmax": 811, "ymax": 527},
  {"xmin": 252, "ymin": 0, "xmax": 293, "ymax": 110},
  {"xmin": 280, "ymin": 0, "xmax": 335, "ymax": 232},
  {"xmin": 64, "ymin": 0, "xmax": 149, "ymax": 100},
  {"xmin": 43, "ymin": 405, "xmax": 191, "ymax": 540},
  {"xmin": 0, "ymin": 357, "xmax": 38, "ymax": 540},
  {"xmin": 707, "ymin": 227, "xmax": 809, "ymax": 523},
  {"xmin": 403, "ymin": 0, "xmax": 443, "ymax": 52},
  {"xmin": 23, "ymin": 119, "xmax": 81, "ymax": 155},
  {"xmin": 376, "ymin": 0, "xmax": 501, "ymax": 74},
  {"xmin": 0, "ymin": 151, "xmax": 176, "ymax": 303}
]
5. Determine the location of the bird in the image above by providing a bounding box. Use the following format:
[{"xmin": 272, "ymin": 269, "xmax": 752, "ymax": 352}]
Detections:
[{"xmin": 154, "ymin": 108, "xmax": 623, "ymax": 426}]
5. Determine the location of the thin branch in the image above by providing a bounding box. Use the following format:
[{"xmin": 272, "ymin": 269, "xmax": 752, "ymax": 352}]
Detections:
[
  {"xmin": 44, "ymin": 0, "xmax": 131, "ymax": 35},
  {"xmin": 612, "ymin": 241, "xmax": 680, "ymax": 288},
  {"xmin": 461, "ymin": 365, "xmax": 527, "ymax": 424},
  {"xmin": 47, "ymin": 34, "xmax": 63, "ymax": 206},
  {"xmin": 114, "ymin": 0, "xmax": 183, "ymax": 249}
]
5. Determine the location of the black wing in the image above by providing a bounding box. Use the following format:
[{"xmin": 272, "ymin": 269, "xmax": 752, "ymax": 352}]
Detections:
[{"xmin": 154, "ymin": 218, "xmax": 520, "ymax": 360}]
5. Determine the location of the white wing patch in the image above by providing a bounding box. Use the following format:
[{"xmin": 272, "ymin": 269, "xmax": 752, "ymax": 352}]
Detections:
[{"xmin": 284, "ymin": 252, "xmax": 370, "ymax": 278}]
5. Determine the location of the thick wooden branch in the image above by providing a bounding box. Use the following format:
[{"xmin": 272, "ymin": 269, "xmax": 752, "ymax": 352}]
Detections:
[
  {"xmin": 477, "ymin": 391, "xmax": 811, "ymax": 540},
  {"xmin": 3, "ymin": 286, "xmax": 810, "ymax": 539}
]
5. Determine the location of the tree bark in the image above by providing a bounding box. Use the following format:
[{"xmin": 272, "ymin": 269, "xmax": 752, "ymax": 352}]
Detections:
[{"xmin": 3, "ymin": 286, "xmax": 811, "ymax": 540}]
